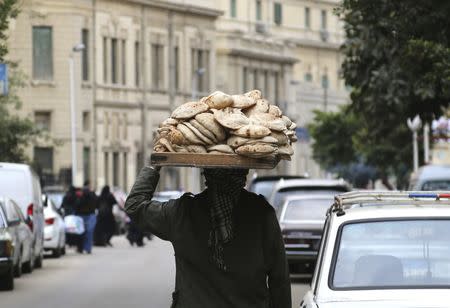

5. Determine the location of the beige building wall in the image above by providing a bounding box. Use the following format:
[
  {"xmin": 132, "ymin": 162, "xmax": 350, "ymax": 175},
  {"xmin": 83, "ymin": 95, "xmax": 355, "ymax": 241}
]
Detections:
[
  {"xmin": 216, "ymin": 0, "xmax": 349, "ymax": 178},
  {"xmin": 9, "ymin": 0, "xmax": 221, "ymax": 193}
]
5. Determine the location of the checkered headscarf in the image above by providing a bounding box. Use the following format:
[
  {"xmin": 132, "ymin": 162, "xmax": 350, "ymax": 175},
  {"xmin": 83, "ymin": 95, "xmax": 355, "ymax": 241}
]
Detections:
[{"xmin": 203, "ymin": 168, "xmax": 249, "ymax": 272}]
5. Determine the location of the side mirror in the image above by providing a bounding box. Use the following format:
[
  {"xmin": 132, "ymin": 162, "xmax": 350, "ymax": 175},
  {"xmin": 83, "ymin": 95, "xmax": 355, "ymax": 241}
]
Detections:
[{"xmin": 8, "ymin": 219, "xmax": 20, "ymax": 226}]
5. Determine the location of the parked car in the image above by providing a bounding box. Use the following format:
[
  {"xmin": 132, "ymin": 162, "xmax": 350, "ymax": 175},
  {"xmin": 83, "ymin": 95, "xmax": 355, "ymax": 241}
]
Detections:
[
  {"xmin": 268, "ymin": 178, "xmax": 350, "ymax": 212},
  {"xmin": 278, "ymin": 194, "xmax": 334, "ymax": 276},
  {"xmin": 248, "ymin": 175, "xmax": 308, "ymax": 199},
  {"xmin": 0, "ymin": 197, "xmax": 34, "ymax": 290},
  {"xmin": 43, "ymin": 185, "xmax": 66, "ymax": 210},
  {"xmin": 42, "ymin": 195, "xmax": 66, "ymax": 257},
  {"xmin": 301, "ymin": 191, "xmax": 450, "ymax": 308},
  {"xmin": 409, "ymin": 164, "xmax": 450, "ymax": 190},
  {"xmin": 0, "ymin": 163, "xmax": 45, "ymax": 269}
]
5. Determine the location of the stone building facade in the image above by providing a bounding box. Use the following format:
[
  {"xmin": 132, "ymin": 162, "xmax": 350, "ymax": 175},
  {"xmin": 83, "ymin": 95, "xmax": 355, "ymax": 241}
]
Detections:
[{"xmin": 9, "ymin": 0, "xmax": 348, "ymax": 192}]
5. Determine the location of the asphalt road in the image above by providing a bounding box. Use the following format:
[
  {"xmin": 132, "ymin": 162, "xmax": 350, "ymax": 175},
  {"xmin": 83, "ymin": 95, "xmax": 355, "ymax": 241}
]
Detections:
[{"xmin": 1, "ymin": 236, "xmax": 308, "ymax": 308}]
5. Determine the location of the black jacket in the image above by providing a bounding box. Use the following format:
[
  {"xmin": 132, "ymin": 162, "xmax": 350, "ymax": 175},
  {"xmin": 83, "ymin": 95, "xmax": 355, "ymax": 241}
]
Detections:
[{"xmin": 125, "ymin": 167, "xmax": 291, "ymax": 308}]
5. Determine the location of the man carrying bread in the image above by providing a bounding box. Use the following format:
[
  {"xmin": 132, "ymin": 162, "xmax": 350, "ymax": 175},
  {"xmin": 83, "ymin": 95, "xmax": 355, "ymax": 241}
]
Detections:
[{"xmin": 125, "ymin": 166, "xmax": 291, "ymax": 308}]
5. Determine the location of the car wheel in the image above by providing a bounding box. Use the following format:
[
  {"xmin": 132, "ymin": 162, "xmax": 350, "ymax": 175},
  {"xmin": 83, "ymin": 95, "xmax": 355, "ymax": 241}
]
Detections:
[
  {"xmin": 61, "ymin": 246, "xmax": 66, "ymax": 255},
  {"xmin": 0, "ymin": 265, "xmax": 14, "ymax": 291},
  {"xmin": 34, "ymin": 251, "xmax": 43, "ymax": 269},
  {"xmin": 14, "ymin": 252, "xmax": 22, "ymax": 278},
  {"xmin": 52, "ymin": 247, "xmax": 61, "ymax": 258}
]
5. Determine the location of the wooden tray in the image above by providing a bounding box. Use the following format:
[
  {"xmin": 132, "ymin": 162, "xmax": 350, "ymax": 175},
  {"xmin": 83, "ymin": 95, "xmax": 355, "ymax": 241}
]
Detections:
[{"xmin": 151, "ymin": 152, "xmax": 279, "ymax": 169}]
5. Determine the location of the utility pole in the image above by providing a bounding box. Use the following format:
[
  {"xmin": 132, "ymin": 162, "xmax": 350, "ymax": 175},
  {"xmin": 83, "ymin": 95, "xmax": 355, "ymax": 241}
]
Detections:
[
  {"xmin": 141, "ymin": 6, "xmax": 149, "ymax": 167},
  {"xmin": 168, "ymin": 10, "xmax": 175, "ymax": 112},
  {"xmin": 92, "ymin": 0, "xmax": 98, "ymax": 189}
]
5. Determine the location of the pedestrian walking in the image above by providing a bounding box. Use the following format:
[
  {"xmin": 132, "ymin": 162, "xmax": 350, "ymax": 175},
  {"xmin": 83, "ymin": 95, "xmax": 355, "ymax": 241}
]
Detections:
[
  {"xmin": 62, "ymin": 186, "xmax": 84, "ymax": 251},
  {"xmin": 76, "ymin": 180, "xmax": 98, "ymax": 254},
  {"xmin": 125, "ymin": 166, "xmax": 291, "ymax": 308},
  {"xmin": 94, "ymin": 185, "xmax": 117, "ymax": 247}
]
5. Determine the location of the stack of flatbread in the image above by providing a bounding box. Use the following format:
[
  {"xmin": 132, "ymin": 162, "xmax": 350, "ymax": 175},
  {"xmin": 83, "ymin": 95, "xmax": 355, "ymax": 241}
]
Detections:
[{"xmin": 154, "ymin": 90, "xmax": 297, "ymax": 160}]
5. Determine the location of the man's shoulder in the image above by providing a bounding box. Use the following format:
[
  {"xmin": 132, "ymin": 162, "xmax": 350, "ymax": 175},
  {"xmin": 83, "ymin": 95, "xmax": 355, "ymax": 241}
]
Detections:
[{"xmin": 241, "ymin": 190, "xmax": 274, "ymax": 213}]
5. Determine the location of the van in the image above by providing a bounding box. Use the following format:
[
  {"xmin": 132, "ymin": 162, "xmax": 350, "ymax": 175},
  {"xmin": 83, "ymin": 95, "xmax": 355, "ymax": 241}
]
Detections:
[
  {"xmin": 409, "ymin": 165, "xmax": 450, "ymax": 191},
  {"xmin": 0, "ymin": 163, "xmax": 44, "ymax": 270}
]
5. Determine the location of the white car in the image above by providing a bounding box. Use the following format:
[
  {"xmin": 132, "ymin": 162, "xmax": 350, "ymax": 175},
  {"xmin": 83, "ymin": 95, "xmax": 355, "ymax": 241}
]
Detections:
[
  {"xmin": 0, "ymin": 163, "xmax": 45, "ymax": 269},
  {"xmin": 42, "ymin": 195, "xmax": 65, "ymax": 257},
  {"xmin": 301, "ymin": 191, "xmax": 450, "ymax": 308}
]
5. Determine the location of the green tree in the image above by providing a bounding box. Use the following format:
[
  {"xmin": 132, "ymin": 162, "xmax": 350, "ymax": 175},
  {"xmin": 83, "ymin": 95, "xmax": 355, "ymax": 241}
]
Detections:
[
  {"xmin": 0, "ymin": 0, "xmax": 40, "ymax": 162},
  {"xmin": 311, "ymin": 0, "xmax": 450, "ymax": 189}
]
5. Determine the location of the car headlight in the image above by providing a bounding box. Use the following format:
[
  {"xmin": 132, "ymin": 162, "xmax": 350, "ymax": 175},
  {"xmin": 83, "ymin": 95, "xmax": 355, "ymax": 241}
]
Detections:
[{"xmin": 0, "ymin": 240, "xmax": 14, "ymax": 257}]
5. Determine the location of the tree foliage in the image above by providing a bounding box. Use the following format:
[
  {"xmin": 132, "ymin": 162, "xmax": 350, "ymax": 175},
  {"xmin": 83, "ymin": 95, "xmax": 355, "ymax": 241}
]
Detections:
[
  {"xmin": 310, "ymin": 0, "xmax": 450, "ymax": 188},
  {"xmin": 0, "ymin": 0, "xmax": 40, "ymax": 163}
]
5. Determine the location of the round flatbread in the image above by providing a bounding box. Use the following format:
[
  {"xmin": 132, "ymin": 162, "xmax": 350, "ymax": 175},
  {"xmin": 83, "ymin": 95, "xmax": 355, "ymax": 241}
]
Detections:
[
  {"xmin": 244, "ymin": 99, "xmax": 270, "ymax": 117},
  {"xmin": 270, "ymin": 131, "xmax": 289, "ymax": 145},
  {"xmin": 231, "ymin": 95, "xmax": 256, "ymax": 109},
  {"xmin": 204, "ymin": 91, "xmax": 233, "ymax": 109},
  {"xmin": 186, "ymin": 145, "xmax": 207, "ymax": 153},
  {"xmin": 244, "ymin": 89, "xmax": 262, "ymax": 100},
  {"xmin": 195, "ymin": 113, "xmax": 227, "ymax": 142},
  {"xmin": 231, "ymin": 124, "xmax": 271, "ymax": 138},
  {"xmin": 183, "ymin": 122, "xmax": 215, "ymax": 145},
  {"xmin": 207, "ymin": 144, "xmax": 235, "ymax": 154},
  {"xmin": 235, "ymin": 143, "xmax": 277, "ymax": 158},
  {"xmin": 212, "ymin": 108, "xmax": 250, "ymax": 130},
  {"xmin": 177, "ymin": 123, "xmax": 204, "ymax": 145},
  {"xmin": 189, "ymin": 119, "xmax": 218, "ymax": 143},
  {"xmin": 172, "ymin": 101, "xmax": 209, "ymax": 119},
  {"xmin": 268, "ymin": 105, "xmax": 282, "ymax": 117}
]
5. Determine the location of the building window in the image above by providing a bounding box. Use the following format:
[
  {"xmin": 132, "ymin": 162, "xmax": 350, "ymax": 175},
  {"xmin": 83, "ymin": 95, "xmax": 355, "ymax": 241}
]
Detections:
[
  {"xmin": 111, "ymin": 38, "xmax": 118, "ymax": 84},
  {"xmin": 274, "ymin": 3, "xmax": 282, "ymax": 25},
  {"xmin": 256, "ymin": 0, "xmax": 262, "ymax": 21},
  {"xmin": 82, "ymin": 111, "xmax": 90, "ymax": 132},
  {"xmin": 321, "ymin": 10, "xmax": 327, "ymax": 29},
  {"xmin": 121, "ymin": 39, "xmax": 126, "ymax": 85},
  {"xmin": 174, "ymin": 46, "xmax": 179, "ymax": 90},
  {"xmin": 82, "ymin": 29, "xmax": 89, "ymax": 81},
  {"xmin": 274, "ymin": 71, "xmax": 280, "ymax": 104},
  {"xmin": 32, "ymin": 26, "xmax": 53, "ymax": 80},
  {"xmin": 135, "ymin": 41, "xmax": 140, "ymax": 87},
  {"xmin": 305, "ymin": 7, "xmax": 311, "ymax": 29},
  {"xmin": 304, "ymin": 72, "xmax": 313, "ymax": 82},
  {"xmin": 83, "ymin": 146, "xmax": 90, "ymax": 183},
  {"xmin": 34, "ymin": 111, "xmax": 51, "ymax": 131},
  {"xmin": 113, "ymin": 152, "xmax": 119, "ymax": 187},
  {"xmin": 123, "ymin": 152, "xmax": 128, "ymax": 189},
  {"xmin": 151, "ymin": 44, "xmax": 164, "ymax": 90},
  {"xmin": 230, "ymin": 0, "xmax": 237, "ymax": 18},
  {"xmin": 321, "ymin": 74, "xmax": 329, "ymax": 89},
  {"xmin": 243, "ymin": 67, "xmax": 248, "ymax": 92},
  {"xmin": 191, "ymin": 48, "xmax": 209, "ymax": 94},
  {"xmin": 103, "ymin": 37, "xmax": 108, "ymax": 83},
  {"xmin": 34, "ymin": 147, "xmax": 53, "ymax": 175},
  {"xmin": 104, "ymin": 152, "xmax": 109, "ymax": 185}
]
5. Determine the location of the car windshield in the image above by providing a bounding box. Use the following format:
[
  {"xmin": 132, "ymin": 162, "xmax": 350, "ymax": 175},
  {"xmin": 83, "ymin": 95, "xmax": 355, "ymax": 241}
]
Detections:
[
  {"xmin": 0, "ymin": 170, "xmax": 28, "ymax": 205},
  {"xmin": 273, "ymin": 188, "xmax": 345, "ymax": 210},
  {"xmin": 47, "ymin": 193, "xmax": 64, "ymax": 208},
  {"xmin": 250, "ymin": 180, "xmax": 276, "ymax": 199},
  {"xmin": 281, "ymin": 198, "xmax": 332, "ymax": 222},
  {"xmin": 422, "ymin": 180, "xmax": 450, "ymax": 190},
  {"xmin": 332, "ymin": 219, "xmax": 450, "ymax": 289}
]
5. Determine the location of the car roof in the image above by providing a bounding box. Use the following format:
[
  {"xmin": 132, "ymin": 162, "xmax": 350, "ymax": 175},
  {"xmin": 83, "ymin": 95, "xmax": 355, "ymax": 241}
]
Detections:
[
  {"xmin": 0, "ymin": 162, "xmax": 33, "ymax": 171},
  {"xmin": 330, "ymin": 190, "xmax": 450, "ymax": 220},
  {"xmin": 284, "ymin": 194, "xmax": 336, "ymax": 202},
  {"xmin": 412, "ymin": 164, "xmax": 450, "ymax": 181},
  {"xmin": 250, "ymin": 175, "xmax": 307, "ymax": 183},
  {"xmin": 274, "ymin": 178, "xmax": 349, "ymax": 190}
]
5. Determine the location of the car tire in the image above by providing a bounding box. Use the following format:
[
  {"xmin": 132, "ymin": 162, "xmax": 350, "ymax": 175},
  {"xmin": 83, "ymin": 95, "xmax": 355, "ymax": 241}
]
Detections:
[
  {"xmin": 22, "ymin": 248, "xmax": 34, "ymax": 274},
  {"xmin": 14, "ymin": 252, "xmax": 22, "ymax": 278},
  {"xmin": 0, "ymin": 265, "xmax": 14, "ymax": 291},
  {"xmin": 52, "ymin": 247, "xmax": 61, "ymax": 258},
  {"xmin": 34, "ymin": 251, "xmax": 43, "ymax": 269},
  {"xmin": 61, "ymin": 246, "xmax": 66, "ymax": 256}
]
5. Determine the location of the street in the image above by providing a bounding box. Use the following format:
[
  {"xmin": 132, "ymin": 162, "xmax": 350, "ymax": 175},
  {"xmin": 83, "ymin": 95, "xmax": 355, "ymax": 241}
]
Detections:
[{"xmin": 1, "ymin": 236, "xmax": 308, "ymax": 308}]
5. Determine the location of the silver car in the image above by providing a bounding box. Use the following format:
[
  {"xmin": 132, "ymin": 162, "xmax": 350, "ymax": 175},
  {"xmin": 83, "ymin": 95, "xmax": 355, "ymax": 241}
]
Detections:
[
  {"xmin": 302, "ymin": 191, "xmax": 450, "ymax": 308},
  {"xmin": 279, "ymin": 195, "xmax": 334, "ymax": 277}
]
